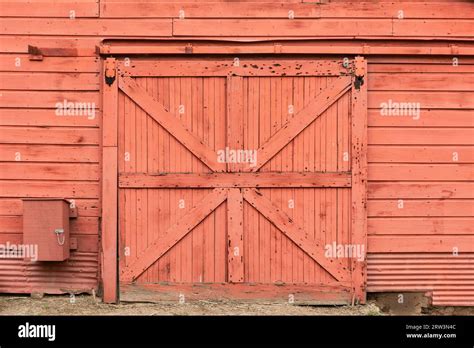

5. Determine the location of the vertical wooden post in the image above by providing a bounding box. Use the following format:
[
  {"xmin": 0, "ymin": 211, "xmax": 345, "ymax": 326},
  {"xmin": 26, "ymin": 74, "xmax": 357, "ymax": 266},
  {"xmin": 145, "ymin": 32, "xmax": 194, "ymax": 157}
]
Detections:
[
  {"xmin": 351, "ymin": 56, "xmax": 368, "ymax": 304},
  {"xmin": 226, "ymin": 75, "xmax": 244, "ymax": 172},
  {"xmin": 101, "ymin": 58, "xmax": 118, "ymax": 303},
  {"xmin": 226, "ymin": 75, "xmax": 244, "ymax": 282},
  {"xmin": 227, "ymin": 188, "xmax": 244, "ymax": 283}
]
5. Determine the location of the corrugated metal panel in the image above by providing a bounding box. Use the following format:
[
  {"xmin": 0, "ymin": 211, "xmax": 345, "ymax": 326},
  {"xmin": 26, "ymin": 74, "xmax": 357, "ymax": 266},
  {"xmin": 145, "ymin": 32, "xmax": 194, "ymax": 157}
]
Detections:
[
  {"xmin": 367, "ymin": 253, "xmax": 474, "ymax": 306},
  {"xmin": 0, "ymin": 252, "xmax": 98, "ymax": 294}
]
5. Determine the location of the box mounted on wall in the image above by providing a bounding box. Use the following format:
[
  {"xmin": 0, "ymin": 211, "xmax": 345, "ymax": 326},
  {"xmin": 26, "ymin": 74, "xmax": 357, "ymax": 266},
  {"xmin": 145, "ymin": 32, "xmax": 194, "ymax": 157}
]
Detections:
[{"xmin": 22, "ymin": 199, "xmax": 72, "ymax": 262}]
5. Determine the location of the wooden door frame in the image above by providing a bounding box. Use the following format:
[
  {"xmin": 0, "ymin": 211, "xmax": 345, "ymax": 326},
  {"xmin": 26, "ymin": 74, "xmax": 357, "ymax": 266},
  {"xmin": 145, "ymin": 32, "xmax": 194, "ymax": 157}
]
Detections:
[
  {"xmin": 101, "ymin": 57, "xmax": 119, "ymax": 303},
  {"xmin": 100, "ymin": 49, "xmax": 367, "ymax": 304}
]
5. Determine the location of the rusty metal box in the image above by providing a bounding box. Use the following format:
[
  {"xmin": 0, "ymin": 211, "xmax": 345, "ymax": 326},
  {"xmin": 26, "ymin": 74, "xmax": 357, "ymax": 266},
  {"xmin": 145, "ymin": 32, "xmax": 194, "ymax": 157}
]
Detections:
[{"xmin": 23, "ymin": 199, "xmax": 70, "ymax": 261}]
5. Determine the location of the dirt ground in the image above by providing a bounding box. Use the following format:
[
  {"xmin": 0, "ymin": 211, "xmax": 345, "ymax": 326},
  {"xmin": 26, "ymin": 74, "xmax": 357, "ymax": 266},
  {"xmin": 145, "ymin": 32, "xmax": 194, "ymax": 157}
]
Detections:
[
  {"xmin": 0, "ymin": 294, "xmax": 472, "ymax": 316},
  {"xmin": 0, "ymin": 294, "xmax": 384, "ymax": 316}
]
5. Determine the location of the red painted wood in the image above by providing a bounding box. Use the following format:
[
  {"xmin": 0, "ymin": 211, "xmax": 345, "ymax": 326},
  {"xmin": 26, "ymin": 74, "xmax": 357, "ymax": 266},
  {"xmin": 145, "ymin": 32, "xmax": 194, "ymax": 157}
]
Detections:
[
  {"xmin": 121, "ymin": 188, "xmax": 228, "ymax": 282},
  {"xmin": 0, "ymin": 2, "xmax": 472, "ymax": 305},
  {"xmin": 118, "ymin": 76, "xmax": 226, "ymax": 172},
  {"xmin": 227, "ymin": 188, "xmax": 244, "ymax": 283},
  {"xmin": 118, "ymin": 172, "xmax": 352, "ymax": 188},
  {"xmin": 101, "ymin": 58, "xmax": 118, "ymax": 303},
  {"xmin": 249, "ymin": 76, "xmax": 352, "ymax": 171},
  {"xmin": 351, "ymin": 58, "xmax": 368, "ymax": 303},
  {"xmin": 111, "ymin": 57, "xmax": 363, "ymax": 302},
  {"xmin": 120, "ymin": 283, "xmax": 353, "ymax": 305}
]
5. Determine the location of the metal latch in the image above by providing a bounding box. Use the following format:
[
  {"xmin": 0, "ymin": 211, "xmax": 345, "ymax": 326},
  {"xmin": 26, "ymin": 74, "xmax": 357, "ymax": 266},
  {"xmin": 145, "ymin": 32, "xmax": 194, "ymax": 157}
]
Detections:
[
  {"xmin": 54, "ymin": 228, "xmax": 65, "ymax": 246},
  {"xmin": 104, "ymin": 59, "xmax": 116, "ymax": 86},
  {"xmin": 353, "ymin": 56, "xmax": 365, "ymax": 90}
]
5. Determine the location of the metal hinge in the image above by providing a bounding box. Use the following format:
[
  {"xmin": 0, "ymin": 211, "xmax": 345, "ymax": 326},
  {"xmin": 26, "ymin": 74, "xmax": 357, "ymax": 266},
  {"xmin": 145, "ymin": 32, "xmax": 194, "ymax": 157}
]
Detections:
[
  {"xmin": 28, "ymin": 45, "xmax": 43, "ymax": 61},
  {"xmin": 353, "ymin": 56, "xmax": 365, "ymax": 90},
  {"xmin": 104, "ymin": 59, "xmax": 116, "ymax": 86}
]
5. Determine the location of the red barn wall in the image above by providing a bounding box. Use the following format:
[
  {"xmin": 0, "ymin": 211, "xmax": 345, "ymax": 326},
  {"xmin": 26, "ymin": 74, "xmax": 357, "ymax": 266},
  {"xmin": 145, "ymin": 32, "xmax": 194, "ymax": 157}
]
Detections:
[{"xmin": 0, "ymin": 0, "xmax": 473, "ymax": 305}]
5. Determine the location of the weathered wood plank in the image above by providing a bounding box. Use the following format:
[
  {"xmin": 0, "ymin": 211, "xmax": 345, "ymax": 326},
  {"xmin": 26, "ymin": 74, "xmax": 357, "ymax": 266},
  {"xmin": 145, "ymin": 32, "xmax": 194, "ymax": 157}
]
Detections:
[
  {"xmin": 368, "ymin": 146, "xmax": 474, "ymax": 163},
  {"xmin": 119, "ymin": 172, "xmax": 352, "ymax": 188},
  {"xmin": 0, "ymin": 55, "xmax": 99, "ymax": 72},
  {"xmin": 173, "ymin": 18, "xmax": 394, "ymax": 37},
  {"xmin": 99, "ymin": 1, "xmax": 474, "ymax": 19},
  {"xmin": 368, "ymin": 128, "xmax": 474, "ymax": 145},
  {"xmin": 101, "ymin": 57, "xmax": 119, "ymax": 303},
  {"xmin": 118, "ymin": 76, "xmax": 226, "ymax": 172},
  {"xmin": 103, "ymin": 41, "xmax": 474, "ymax": 56},
  {"xmin": 0, "ymin": 144, "xmax": 99, "ymax": 162},
  {"xmin": 120, "ymin": 282, "xmax": 352, "ymax": 305},
  {"xmin": 227, "ymin": 188, "xmax": 244, "ymax": 283},
  {"xmin": 0, "ymin": 181, "xmax": 99, "ymax": 198},
  {"xmin": 174, "ymin": 18, "xmax": 474, "ymax": 38},
  {"xmin": 0, "ymin": 72, "xmax": 99, "ymax": 90},
  {"xmin": 369, "ymin": 91, "xmax": 474, "ymax": 109},
  {"xmin": 102, "ymin": 147, "xmax": 118, "ymax": 303},
  {"xmin": 351, "ymin": 59, "xmax": 368, "ymax": 304},
  {"xmin": 0, "ymin": 18, "xmax": 172, "ymax": 36},
  {"xmin": 368, "ymin": 63, "xmax": 474, "ymax": 74},
  {"xmin": 248, "ymin": 76, "xmax": 351, "ymax": 171},
  {"xmin": 368, "ymin": 235, "xmax": 474, "ymax": 253},
  {"xmin": 368, "ymin": 164, "xmax": 474, "ymax": 181},
  {"xmin": 0, "ymin": 109, "xmax": 100, "ymax": 127},
  {"xmin": 319, "ymin": 2, "xmax": 474, "ymax": 19},
  {"xmin": 226, "ymin": 76, "xmax": 244, "ymax": 172},
  {"xmin": 369, "ymin": 73, "xmax": 474, "ymax": 91},
  {"xmin": 368, "ymin": 57, "xmax": 474, "ymax": 64},
  {"xmin": 0, "ymin": 36, "xmax": 100, "ymax": 56},
  {"xmin": 101, "ymin": 2, "xmax": 320, "ymax": 18},
  {"xmin": 121, "ymin": 188, "xmax": 228, "ymax": 282},
  {"xmin": 368, "ymin": 182, "xmax": 474, "ymax": 199},
  {"xmin": 0, "ymin": 127, "xmax": 99, "ymax": 145},
  {"xmin": 0, "ymin": 91, "xmax": 99, "ymax": 108},
  {"xmin": 119, "ymin": 58, "xmax": 349, "ymax": 77},
  {"xmin": 243, "ymin": 188, "xmax": 350, "ymax": 283},
  {"xmin": 0, "ymin": 0, "xmax": 100, "ymax": 18},
  {"xmin": 368, "ymin": 109, "xmax": 474, "ymax": 127},
  {"xmin": 0, "ymin": 163, "xmax": 99, "ymax": 180},
  {"xmin": 368, "ymin": 218, "xmax": 474, "ymax": 235},
  {"xmin": 393, "ymin": 19, "xmax": 474, "ymax": 37},
  {"xmin": 368, "ymin": 200, "xmax": 474, "ymax": 217}
]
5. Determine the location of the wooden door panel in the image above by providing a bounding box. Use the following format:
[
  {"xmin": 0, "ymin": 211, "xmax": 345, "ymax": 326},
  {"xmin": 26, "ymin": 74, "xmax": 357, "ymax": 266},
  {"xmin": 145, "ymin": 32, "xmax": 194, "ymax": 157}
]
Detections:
[
  {"xmin": 121, "ymin": 188, "xmax": 228, "ymax": 283},
  {"xmin": 257, "ymin": 102, "xmax": 349, "ymax": 173},
  {"xmin": 139, "ymin": 202, "xmax": 228, "ymax": 284},
  {"xmin": 119, "ymin": 76, "xmax": 227, "ymax": 174},
  {"xmin": 243, "ymin": 76, "xmax": 351, "ymax": 172},
  {"xmin": 111, "ymin": 56, "xmax": 367, "ymax": 303},
  {"xmin": 243, "ymin": 193, "xmax": 349, "ymax": 284},
  {"xmin": 243, "ymin": 188, "xmax": 350, "ymax": 283}
]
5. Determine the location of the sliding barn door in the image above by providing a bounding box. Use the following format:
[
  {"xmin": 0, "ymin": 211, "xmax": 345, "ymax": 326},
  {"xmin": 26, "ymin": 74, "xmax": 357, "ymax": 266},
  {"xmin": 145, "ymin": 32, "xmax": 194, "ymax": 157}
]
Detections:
[{"xmin": 112, "ymin": 56, "xmax": 367, "ymax": 303}]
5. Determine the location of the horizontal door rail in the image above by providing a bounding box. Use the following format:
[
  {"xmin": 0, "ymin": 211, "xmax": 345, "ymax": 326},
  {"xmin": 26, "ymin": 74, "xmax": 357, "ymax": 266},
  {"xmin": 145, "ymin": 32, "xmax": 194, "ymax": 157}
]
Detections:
[{"xmin": 119, "ymin": 172, "xmax": 351, "ymax": 188}]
